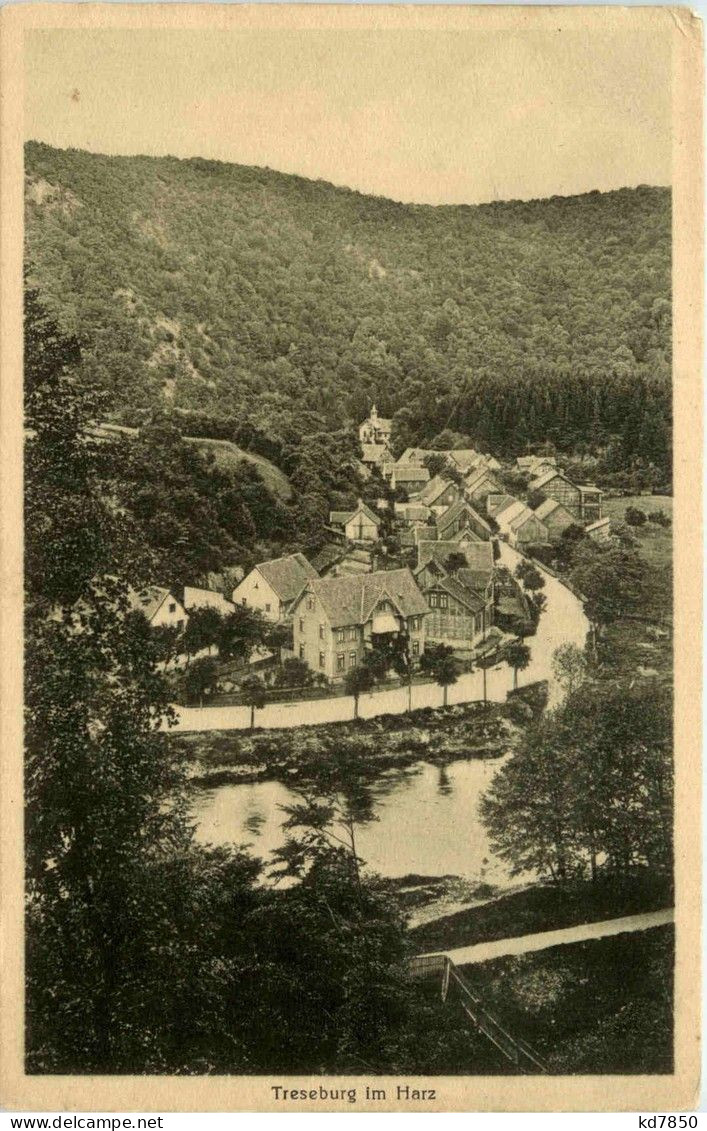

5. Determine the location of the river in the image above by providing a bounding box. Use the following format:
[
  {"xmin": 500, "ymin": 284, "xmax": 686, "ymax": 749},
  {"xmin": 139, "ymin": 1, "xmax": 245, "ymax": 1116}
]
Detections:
[{"xmin": 192, "ymin": 755, "xmax": 521, "ymax": 886}]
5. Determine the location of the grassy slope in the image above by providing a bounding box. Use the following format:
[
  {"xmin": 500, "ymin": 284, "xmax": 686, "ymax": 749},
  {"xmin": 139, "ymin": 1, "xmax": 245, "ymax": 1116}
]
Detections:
[
  {"xmin": 409, "ymin": 873, "xmax": 673, "ymax": 953},
  {"xmin": 95, "ymin": 422, "xmax": 292, "ymax": 501},
  {"xmin": 460, "ymin": 925, "xmax": 673, "ymax": 1074}
]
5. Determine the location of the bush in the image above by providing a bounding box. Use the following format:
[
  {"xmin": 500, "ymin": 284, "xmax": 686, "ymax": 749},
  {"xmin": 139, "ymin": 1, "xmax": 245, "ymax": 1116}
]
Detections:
[
  {"xmin": 625, "ymin": 506, "xmax": 647, "ymax": 526},
  {"xmin": 648, "ymin": 509, "xmax": 671, "ymax": 527}
]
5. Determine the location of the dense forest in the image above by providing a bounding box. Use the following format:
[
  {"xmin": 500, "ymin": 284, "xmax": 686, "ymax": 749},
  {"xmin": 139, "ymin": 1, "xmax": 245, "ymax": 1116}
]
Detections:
[{"xmin": 25, "ymin": 142, "xmax": 671, "ymax": 478}]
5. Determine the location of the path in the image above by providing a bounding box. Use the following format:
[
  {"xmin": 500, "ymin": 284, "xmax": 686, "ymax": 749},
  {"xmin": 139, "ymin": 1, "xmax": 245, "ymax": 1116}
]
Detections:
[
  {"xmin": 418, "ymin": 907, "xmax": 674, "ymax": 967},
  {"xmin": 167, "ymin": 542, "xmax": 589, "ymax": 732}
]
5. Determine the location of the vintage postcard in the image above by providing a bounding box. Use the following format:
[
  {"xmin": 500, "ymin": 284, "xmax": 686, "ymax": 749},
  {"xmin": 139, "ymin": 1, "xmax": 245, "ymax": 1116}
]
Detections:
[{"xmin": 0, "ymin": 2, "xmax": 702, "ymax": 1114}]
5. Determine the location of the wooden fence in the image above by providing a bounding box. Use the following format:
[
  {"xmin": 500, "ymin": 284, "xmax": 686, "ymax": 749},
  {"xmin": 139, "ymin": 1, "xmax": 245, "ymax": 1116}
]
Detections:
[{"xmin": 408, "ymin": 954, "xmax": 548, "ymax": 1075}]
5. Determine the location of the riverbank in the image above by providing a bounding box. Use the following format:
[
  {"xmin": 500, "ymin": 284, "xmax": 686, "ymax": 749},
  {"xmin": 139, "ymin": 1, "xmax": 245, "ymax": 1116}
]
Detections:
[{"xmin": 175, "ymin": 689, "xmax": 546, "ymax": 789}]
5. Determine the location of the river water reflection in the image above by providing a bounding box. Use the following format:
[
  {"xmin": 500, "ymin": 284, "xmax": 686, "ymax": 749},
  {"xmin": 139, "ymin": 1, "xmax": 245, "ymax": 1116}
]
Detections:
[{"xmin": 192, "ymin": 757, "xmax": 516, "ymax": 885}]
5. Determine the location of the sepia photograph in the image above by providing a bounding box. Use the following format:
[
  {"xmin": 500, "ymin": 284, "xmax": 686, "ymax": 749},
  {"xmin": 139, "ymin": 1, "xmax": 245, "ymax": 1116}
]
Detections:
[{"xmin": 0, "ymin": 1, "xmax": 702, "ymax": 1114}]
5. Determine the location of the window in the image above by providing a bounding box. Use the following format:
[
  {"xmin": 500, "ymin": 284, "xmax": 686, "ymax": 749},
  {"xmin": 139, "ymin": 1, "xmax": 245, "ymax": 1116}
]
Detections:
[
  {"xmin": 429, "ymin": 593, "xmax": 438, "ymax": 609},
  {"xmin": 319, "ymin": 652, "xmax": 325, "ymax": 669},
  {"xmin": 265, "ymin": 603, "xmax": 271, "ymax": 613},
  {"xmin": 169, "ymin": 602, "xmax": 176, "ymax": 614},
  {"xmin": 299, "ymin": 618, "xmax": 304, "ymax": 633},
  {"xmin": 242, "ymin": 598, "xmax": 247, "ymax": 606},
  {"xmin": 439, "ymin": 594, "xmax": 448, "ymax": 610},
  {"xmin": 307, "ymin": 596, "xmax": 314, "ymax": 610},
  {"xmin": 336, "ymin": 653, "xmax": 345, "ymax": 672},
  {"xmin": 349, "ymin": 652, "xmax": 357, "ymax": 667},
  {"xmin": 348, "ymin": 626, "xmax": 359, "ymax": 641},
  {"xmin": 412, "ymin": 640, "xmax": 420, "ymax": 657},
  {"xmin": 299, "ymin": 644, "xmax": 305, "ymax": 660},
  {"xmin": 319, "ymin": 624, "xmax": 324, "ymax": 640},
  {"xmin": 337, "ymin": 628, "xmax": 346, "ymax": 644},
  {"xmin": 410, "ymin": 616, "xmax": 420, "ymax": 632},
  {"xmin": 177, "ymin": 618, "xmax": 184, "ymax": 629}
]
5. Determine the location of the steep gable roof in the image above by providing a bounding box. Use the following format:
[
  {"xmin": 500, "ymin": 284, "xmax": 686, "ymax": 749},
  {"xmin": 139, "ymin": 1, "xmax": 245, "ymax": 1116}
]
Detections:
[
  {"xmin": 464, "ymin": 466, "xmax": 502, "ymax": 493},
  {"xmin": 301, "ymin": 568, "xmax": 428, "ymax": 628},
  {"xmin": 329, "ymin": 500, "xmax": 381, "ymax": 527},
  {"xmin": 447, "ymin": 449, "xmax": 480, "ymax": 471},
  {"xmin": 432, "ymin": 574, "xmax": 486, "ymax": 614},
  {"xmin": 417, "ymin": 539, "xmax": 493, "ymax": 573},
  {"xmin": 397, "ymin": 447, "xmax": 436, "ymax": 465},
  {"xmin": 256, "ymin": 553, "xmax": 318, "ymax": 603},
  {"xmin": 127, "ymin": 585, "xmax": 173, "ymax": 622},
  {"xmin": 360, "ymin": 443, "xmax": 390, "ymax": 464},
  {"xmin": 418, "ymin": 474, "xmax": 457, "ymax": 506},
  {"xmin": 487, "ymin": 493, "xmax": 517, "ymax": 517},
  {"xmin": 436, "ymin": 497, "xmax": 492, "ymax": 536},
  {"xmin": 534, "ymin": 497, "xmax": 575, "ymax": 523},
  {"xmin": 529, "ymin": 467, "xmax": 575, "ymax": 492}
]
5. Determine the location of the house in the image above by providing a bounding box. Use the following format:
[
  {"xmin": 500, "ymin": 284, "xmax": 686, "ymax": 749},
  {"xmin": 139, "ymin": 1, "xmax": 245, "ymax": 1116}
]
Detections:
[
  {"xmin": 447, "ymin": 449, "xmax": 481, "ymax": 473},
  {"xmin": 396, "ymin": 447, "xmax": 438, "ymax": 466},
  {"xmin": 416, "ymin": 540, "xmax": 494, "ymax": 602},
  {"xmin": 528, "ymin": 468, "xmax": 582, "ymax": 518},
  {"xmin": 586, "ymin": 516, "xmax": 611, "ymax": 543},
  {"xmin": 359, "ymin": 405, "xmax": 392, "ymax": 447},
  {"xmin": 329, "ymin": 499, "xmax": 381, "ymax": 542},
  {"xmin": 463, "ymin": 466, "xmax": 504, "ymax": 504},
  {"xmin": 232, "ymin": 553, "xmax": 318, "ymax": 622},
  {"xmin": 495, "ymin": 500, "xmax": 549, "ymax": 548},
  {"xmin": 394, "ymin": 502, "xmax": 432, "ymax": 525},
  {"xmin": 419, "ymin": 572, "xmax": 490, "ymax": 654},
  {"xmin": 517, "ymin": 454, "xmax": 557, "ymax": 478},
  {"xmin": 534, "ymin": 497, "xmax": 577, "ymax": 541},
  {"xmin": 486, "ymin": 492, "xmax": 518, "ymax": 518},
  {"xmin": 311, "ymin": 544, "xmax": 349, "ymax": 577},
  {"xmin": 291, "ymin": 568, "xmax": 428, "ymax": 681},
  {"xmin": 436, "ymin": 498, "xmax": 492, "ymax": 543},
  {"xmin": 530, "ymin": 469, "xmax": 602, "ymax": 522},
  {"xmin": 389, "ymin": 466, "xmax": 431, "ymax": 495},
  {"xmin": 127, "ymin": 586, "xmax": 188, "ymax": 630},
  {"xmin": 360, "ymin": 443, "xmax": 392, "ymax": 468},
  {"xmin": 418, "ymin": 475, "xmax": 462, "ymax": 515},
  {"xmin": 183, "ymin": 586, "xmax": 235, "ymax": 617}
]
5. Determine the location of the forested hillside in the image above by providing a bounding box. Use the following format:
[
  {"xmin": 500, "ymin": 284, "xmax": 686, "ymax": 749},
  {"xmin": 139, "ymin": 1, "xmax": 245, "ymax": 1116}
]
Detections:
[{"xmin": 25, "ymin": 142, "xmax": 671, "ymax": 475}]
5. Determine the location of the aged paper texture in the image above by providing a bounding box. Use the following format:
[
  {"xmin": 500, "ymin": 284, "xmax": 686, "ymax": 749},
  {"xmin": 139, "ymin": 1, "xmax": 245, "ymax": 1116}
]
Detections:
[{"xmin": 0, "ymin": 2, "xmax": 703, "ymax": 1113}]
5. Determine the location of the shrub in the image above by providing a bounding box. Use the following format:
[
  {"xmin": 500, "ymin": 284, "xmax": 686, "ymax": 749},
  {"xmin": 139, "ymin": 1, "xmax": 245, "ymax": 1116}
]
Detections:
[{"xmin": 625, "ymin": 506, "xmax": 647, "ymax": 526}]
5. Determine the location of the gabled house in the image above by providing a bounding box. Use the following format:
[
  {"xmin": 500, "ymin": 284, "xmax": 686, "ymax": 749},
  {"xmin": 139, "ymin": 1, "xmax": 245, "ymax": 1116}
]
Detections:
[
  {"xmin": 232, "ymin": 553, "xmax": 319, "ymax": 623},
  {"xmin": 329, "ymin": 499, "xmax": 381, "ymax": 543},
  {"xmin": 418, "ymin": 475, "xmax": 462, "ymax": 515},
  {"xmin": 416, "ymin": 539, "xmax": 494, "ymax": 603},
  {"xmin": 183, "ymin": 586, "xmax": 235, "ymax": 617},
  {"xmin": 496, "ymin": 500, "xmax": 549, "ymax": 548},
  {"xmin": 396, "ymin": 447, "xmax": 438, "ymax": 466},
  {"xmin": 517, "ymin": 454, "xmax": 557, "ymax": 478},
  {"xmin": 389, "ymin": 465, "xmax": 431, "ymax": 495},
  {"xmin": 463, "ymin": 466, "xmax": 504, "ymax": 504},
  {"xmin": 528, "ymin": 468, "xmax": 582, "ymax": 517},
  {"xmin": 419, "ymin": 572, "xmax": 490, "ymax": 654},
  {"xmin": 534, "ymin": 497, "xmax": 577, "ymax": 541},
  {"xmin": 436, "ymin": 498, "xmax": 492, "ymax": 543},
  {"xmin": 447, "ymin": 449, "xmax": 481, "ymax": 473},
  {"xmin": 127, "ymin": 586, "xmax": 188, "ymax": 630},
  {"xmin": 486, "ymin": 492, "xmax": 518, "ymax": 518},
  {"xmin": 291, "ymin": 568, "xmax": 428, "ymax": 681}
]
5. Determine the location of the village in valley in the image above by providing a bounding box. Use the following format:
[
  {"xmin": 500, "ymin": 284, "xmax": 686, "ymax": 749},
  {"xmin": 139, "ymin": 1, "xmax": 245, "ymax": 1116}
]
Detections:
[{"xmin": 131, "ymin": 403, "xmax": 612, "ymax": 721}]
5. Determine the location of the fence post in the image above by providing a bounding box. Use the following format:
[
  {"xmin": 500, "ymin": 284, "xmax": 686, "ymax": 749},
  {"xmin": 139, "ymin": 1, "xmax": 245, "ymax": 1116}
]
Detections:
[{"xmin": 441, "ymin": 957, "xmax": 451, "ymax": 1003}]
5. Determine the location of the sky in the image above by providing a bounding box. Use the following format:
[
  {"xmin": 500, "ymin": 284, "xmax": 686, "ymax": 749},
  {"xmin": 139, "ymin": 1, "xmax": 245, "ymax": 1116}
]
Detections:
[{"xmin": 24, "ymin": 26, "xmax": 672, "ymax": 205}]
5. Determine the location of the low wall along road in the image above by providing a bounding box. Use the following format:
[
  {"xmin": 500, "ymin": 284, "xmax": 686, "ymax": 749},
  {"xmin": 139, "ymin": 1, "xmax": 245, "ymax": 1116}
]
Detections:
[{"xmin": 167, "ymin": 543, "xmax": 589, "ymax": 734}]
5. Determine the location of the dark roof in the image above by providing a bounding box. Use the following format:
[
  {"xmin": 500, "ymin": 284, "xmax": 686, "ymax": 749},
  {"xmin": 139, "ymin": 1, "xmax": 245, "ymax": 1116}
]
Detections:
[
  {"xmin": 329, "ymin": 501, "xmax": 381, "ymax": 527},
  {"xmin": 419, "ymin": 474, "xmax": 457, "ymax": 506},
  {"xmin": 529, "ymin": 468, "xmax": 576, "ymax": 491},
  {"xmin": 436, "ymin": 574, "xmax": 486, "ymax": 613},
  {"xmin": 436, "ymin": 498, "xmax": 492, "ymax": 536},
  {"xmin": 487, "ymin": 493, "xmax": 517, "ymax": 517},
  {"xmin": 393, "ymin": 466, "xmax": 431, "ymax": 483},
  {"xmin": 311, "ymin": 544, "xmax": 347, "ymax": 574},
  {"xmin": 256, "ymin": 553, "xmax": 318, "ymax": 602},
  {"xmin": 299, "ymin": 568, "xmax": 428, "ymax": 628},
  {"xmin": 417, "ymin": 539, "xmax": 493, "ymax": 576}
]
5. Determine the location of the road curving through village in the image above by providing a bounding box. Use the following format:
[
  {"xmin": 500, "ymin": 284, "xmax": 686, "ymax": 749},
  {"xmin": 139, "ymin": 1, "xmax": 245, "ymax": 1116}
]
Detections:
[{"xmin": 167, "ymin": 542, "xmax": 589, "ymax": 733}]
